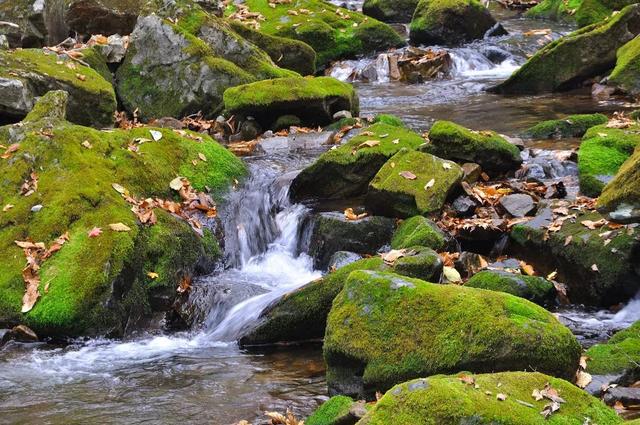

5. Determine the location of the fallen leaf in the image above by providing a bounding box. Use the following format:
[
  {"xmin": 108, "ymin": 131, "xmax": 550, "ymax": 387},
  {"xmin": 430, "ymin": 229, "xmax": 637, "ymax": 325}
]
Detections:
[
  {"xmin": 579, "ymin": 356, "xmax": 588, "ymax": 370},
  {"xmin": 540, "ymin": 401, "xmax": 560, "ymax": 419},
  {"xmin": 581, "ymin": 219, "xmax": 606, "ymax": 230},
  {"xmin": 443, "ymin": 266, "xmax": 462, "ymax": 283},
  {"xmin": 75, "ymin": 73, "xmax": 86, "ymax": 81},
  {"xmin": 112, "ymin": 183, "xmax": 127, "ymax": 194},
  {"xmin": 109, "ymin": 223, "xmax": 131, "ymax": 232},
  {"xmin": 391, "ymin": 138, "xmax": 400, "ymax": 144},
  {"xmin": 344, "ymin": 207, "xmax": 367, "ymax": 221},
  {"xmin": 88, "ymin": 227, "xmax": 102, "ymax": 238},
  {"xmin": 576, "ymin": 370, "xmax": 592, "ymax": 389},
  {"xmin": 381, "ymin": 249, "xmax": 408, "ymax": 265},
  {"xmin": 546, "ymin": 271, "xmax": 558, "ymax": 281},
  {"xmin": 170, "ymin": 177, "xmax": 185, "ymax": 191},
  {"xmin": 520, "ymin": 261, "xmax": 535, "ymax": 276},
  {"xmin": 147, "ymin": 272, "xmax": 159, "ymax": 279},
  {"xmin": 399, "ymin": 171, "xmax": 417, "ymax": 180},
  {"xmin": 81, "ymin": 140, "xmax": 92, "ymax": 149},
  {"xmin": 198, "ymin": 153, "xmax": 207, "ymax": 162},
  {"xmin": 591, "ymin": 264, "xmax": 599, "ymax": 272},
  {"xmin": 459, "ymin": 374, "xmax": 475, "ymax": 385},
  {"xmin": 497, "ymin": 393, "xmax": 507, "ymax": 401},
  {"xmin": 424, "ymin": 179, "xmax": 435, "ymax": 190},
  {"xmin": 358, "ymin": 140, "xmax": 380, "ymax": 149},
  {"xmin": 564, "ymin": 235, "xmax": 572, "ymax": 246},
  {"xmin": 3, "ymin": 204, "xmax": 14, "ymax": 212},
  {"xmin": 532, "ymin": 389, "xmax": 544, "ymax": 401},
  {"xmin": 443, "ymin": 162, "xmax": 452, "ymax": 170},
  {"xmin": 149, "ymin": 130, "xmax": 163, "ymax": 141}
]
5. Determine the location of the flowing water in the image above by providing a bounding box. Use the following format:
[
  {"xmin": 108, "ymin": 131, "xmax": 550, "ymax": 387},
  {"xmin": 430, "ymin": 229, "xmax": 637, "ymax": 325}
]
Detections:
[{"xmin": 1, "ymin": 5, "xmax": 639, "ymax": 424}]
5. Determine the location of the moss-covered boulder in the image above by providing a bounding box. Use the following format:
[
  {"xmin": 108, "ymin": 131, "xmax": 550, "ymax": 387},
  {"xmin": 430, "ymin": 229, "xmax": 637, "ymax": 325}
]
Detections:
[
  {"xmin": 0, "ymin": 48, "xmax": 116, "ymax": 128},
  {"xmin": 586, "ymin": 321, "xmax": 640, "ymax": 383},
  {"xmin": 366, "ymin": 149, "xmax": 463, "ymax": 218},
  {"xmin": 362, "ymin": 0, "xmax": 419, "ymax": 23},
  {"xmin": 409, "ymin": 0, "xmax": 499, "ymax": 46},
  {"xmin": 510, "ymin": 208, "xmax": 640, "ymax": 306},
  {"xmin": 598, "ymin": 144, "xmax": 640, "ymax": 223},
  {"xmin": 392, "ymin": 246, "xmax": 443, "ymax": 282},
  {"xmin": 527, "ymin": 0, "xmax": 636, "ymax": 28},
  {"xmin": 0, "ymin": 91, "xmax": 246, "ymax": 337},
  {"xmin": 495, "ymin": 4, "xmax": 640, "ymax": 94},
  {"xmin": 115, "ymin": 11, "xmax": 296, "ymax": 121},
  {"xmin": 609, "ymin": 36, "xmax": 640, "ymax": 96},
  {"xmin": 358, "ymin": 372, "xmax": 622, "ymax": 425},
  {"xmin": 325, "ymin": 270, "xmax": 581, "ymax": 398},
  {"xmin": 228, "ymin": 21, "xmax": 316, "ymax": 76},
  {"xmin": 0, "ymin": 0, "xmax": 68, "ymax": 48},
  {"xmin": 225, "ymin": 0, "xmax": 405, "ymax": 67},
  {"xmin": 65, "ymin": 0, "xmax": 143, "ymax": 36},
  {"xmin": 425, "ymin": 120, "xmax": 522, "ymax": 172},
  {"xmin": 578, "ymin": 123, "xmax": 640, "ymax": 197},
  {"xmin": 523, "ymin": 113, "xmax": 608, "ymax": 139},
  {"xmin": 223, "ymin": 77, "xmax": 358, "ymax": 129},
  {"xmin": 309, "ymin": 212, "xmax": 395, "ymax": 270},
  {"xmin": 290, "ymin": 123, "xmax": 426, "ymax": 202},
  {"xmin": 307, "ymin": 395, "xmax": 359, "ymax": 425},
  {"xmin": 391, "ymin": 215, "xmax": 448, "ymax": 251},
  {"xmin": 465, "ymin": 270, "xmax": 556, "ymax": 306}
]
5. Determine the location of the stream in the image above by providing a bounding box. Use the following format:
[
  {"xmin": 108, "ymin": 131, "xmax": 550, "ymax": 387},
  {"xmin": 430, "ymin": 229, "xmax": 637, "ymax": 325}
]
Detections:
[{"xmin": 1, "ymin": 5, "xmax": 639, "ymax": 425}]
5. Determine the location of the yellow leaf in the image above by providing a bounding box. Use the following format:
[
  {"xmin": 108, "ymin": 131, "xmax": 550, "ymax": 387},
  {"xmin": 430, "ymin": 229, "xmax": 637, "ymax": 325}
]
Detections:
[
  {"xmin": 198, "ymin": 153, "xmax": 207, "ymax": 162},
  {"xmin": 109, "ymin": 223, "xmax": 131, "ymax": 232},
  {"xmin": 147, "ymin": 272, "xmax": 159, "ymax": 279}
]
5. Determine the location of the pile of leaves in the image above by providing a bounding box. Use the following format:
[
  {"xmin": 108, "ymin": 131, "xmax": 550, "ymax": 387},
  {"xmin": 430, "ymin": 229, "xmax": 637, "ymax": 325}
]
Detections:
[{"xmin": 234, "ymin": 409, "xmax": 304, "ymax": 425}]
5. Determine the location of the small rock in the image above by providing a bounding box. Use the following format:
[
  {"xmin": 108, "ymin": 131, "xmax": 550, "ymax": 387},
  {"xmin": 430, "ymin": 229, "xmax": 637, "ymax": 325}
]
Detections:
[
  {"xmin": 30, "ymin": 204, "xmax": 43, "ymax": 212},
  {"xmin": 150, "ymin": 117, "xmax": 184, "ymax": 129},
  {"xmin": 329, "ymin": 251, "xmax": 363, "ymax": 270},
  {"xmin": 333, "ymin": 110, "xmax": 353, "ymax": 120},
  {"xmin": 452, "ymin": 195, "xmax": 477, "ymax": 217},
  {"xmin": 603, "ymin": 386, "xmax": 640, "ymax": 406},
  {"xmin": 0, "ymin": 35, "xmax": 9, "ymax": 50},
  {"xmin": 499, "ymin": 194, "xmax": 535, "ymax": 217},
  {"xmin": 349, "ymin": 400, "xmax": 368, "ymax": 419},
  {"xmin": 592, "ymin": 83, "xmax": 616, "ymax": 100},
  {"xmin": 7, "ymin": 324, "xmax": 38, "ymax": 343},
  {"xmin": 462, "ymin": 162, "xmax": 482, "ymax": 183}
]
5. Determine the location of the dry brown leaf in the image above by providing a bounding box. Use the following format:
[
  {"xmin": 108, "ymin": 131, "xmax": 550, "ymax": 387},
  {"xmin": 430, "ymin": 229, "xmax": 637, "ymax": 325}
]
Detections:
[
  {"xmin": 575, "ymin": 370, "xmax": 592, "ymax": 389},
  {"xmin": 344, "ymin": 208, "xmax": 367, "ymax": 221},
  {"xmin": 459, "ymin": 374, "xmax": 475, "ymax": 385},
  {"xmin": 424, "ymin": 179, "xmax": 435, "ymax": 190},
  {"xmin": 381, "ymin": 249, "xmax": 408, "ymax": 265},
  {"xmin": 581, "ymin": 219, "xmax": 607, "ymax": 230},
  {"xmin": 399, "ymin": 171, "xmax": 417, "ymax": 180},
  {"xmin": 520, "ymin": 261, "xmax": 535, "ymax": 276},
  {"xmin": 109, "ymin": 223, "xmax": 131, "ymax": 232},
  {"xmin": 358, "ymin": 140, "xmax": 380, "ymax": 149}
]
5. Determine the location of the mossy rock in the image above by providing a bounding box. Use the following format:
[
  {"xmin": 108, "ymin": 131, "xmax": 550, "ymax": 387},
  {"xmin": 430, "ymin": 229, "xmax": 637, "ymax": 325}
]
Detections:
[
  {"xmin": 272, "ymin": 114, "xmax": 302, "ymax": 131},
  {"xmin": 227, "ymin": 21, "xmax": 317, "ymax": 76},
  {"xmin": 363, "ymin": 0, "xmax": 419, "ymax": 23},
  {"xmin": 324, "ymin": 270, "xmax": 581, "ymax": 398},
  {"xmin": 224, "ymin": 0, "xmax": 405, "ymax": 67},
  {"xmin": 527, "ymin": 0, "xmax": 636, "ymax": 27},
  {"xmin": 586, "ymin": 320, "xmax": 640, "ymax": 378},
  {"xmin": 494, "ymin": 4, "xmax": 640, "ymax": 94},
  {"xmin": 309, "ymin": 212, "xmax": 395, "ymax": 270},
  {"xmin": 392, "ymin": 246, "xmax": 443, "ymax": 282},
  {"xmin": 373, "ymin": 114, "xmax": 405, "ymax": 127},
  {"xmin": 223, "ymin": 76, "xmax": 358, "ymax": 129},
  {"xmin": 523, "ymin": 113, "xmax": 608, "ymax": 139},
  {"xmin": 609, "ymin": 35, "xmax": 640, "ymax": 96},
  {"xmin": 307, "ymin": 395, "xmax": 358, "ymax": 425},
  {"xmin": 0, "ymin": 91, "xmax": 246, "ymax": 337},
  {"xmin": 78, "ymin": 46, "xmax": 113, "ymax": 83},
  {"xmin": 358, "ymin": 372, "xmax": 622, "ymax": 425},
  {"xmin": 391, "ymin": 215, "xmax": 448, "ymax": 251},
  {"xmin": 409, "ymin": 0, "xmax": 498, "ymax": 46},
  {"xmin": 290, "ymin": 123, "xmax": 426, "ymax": 202},
  {"xmin": 510, "ymin": 209, "xmax": 640, "ymax": 306},
  {"xmin": 577, "ymin": 123, "xmax": 640, "ymax": 197},
  {"xmin": 116, "ymin": 11, "xmax": 296, "ymax": 121},
  {"xmin": 465, "ymin": 270, "xmax": 556, "ymax": 306},
  {"xmin": 598, "ymin": 144, "xmax": 640, "ymax": 223},
  {"xmin": 366, "ymin": 149, "xmax": 463, "ymax": 218},
  {"xmin": 0, "ymin": 48, "xmax": 116, "ymax": 128},
  {"xmin": 425, "ymin": 120, "xmax": 522, "ymax": 172},
  {"xmin": 525, "ymin": 0, "xmax": 583, "ymax": 23}
]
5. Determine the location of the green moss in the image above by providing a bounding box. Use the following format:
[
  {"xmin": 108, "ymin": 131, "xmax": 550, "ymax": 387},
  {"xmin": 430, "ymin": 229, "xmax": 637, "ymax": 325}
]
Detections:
[
  {"xmin": 0, "ymin": 92, "xmax": 246, "ymax": 336},
  {"xmin": 598, "ymin": 144, "xmax": 640, "ymax": 220},
  {"xmin": 578, "ymin": 124, "xmax": 640, "ymax": 197},
  {"xmin": 392, "ymin": 246, "xmax": 443, "ymax": 282},
  {"xmin": 272, "ymin": 114, "xmax": 302, "ymax": 131},
  {"xmin": 425, "ymin": 120, "xmax": 522, "ymax": 172},
  {"xmin": 306, "ymin": 396, "xmax": 355, "ymax": 425},
  {"xmin": 586, "ymin": 320, "xmax": 640, "ymax": 375},
  {"xmin": 0, "ymin": 48, "xmax": 116, "ymax": 128},
  {"xmin": 79, "ymin": 47, "xmax": 113, "ymax": 83},
  {"xmin": 290, "ymin": 123, "xmax": 426, "ymax": 201},
  {"xmin": 527, "ymin": 0, "xmax": 636, "ymax": 27},
  {"xmin": 510, "ymin": 210, "xmax": 639, "ymax": 306},
  {"xmin": 391, "ymin": 216, "xmax": 447, "ymax": 250},
  {"xmin": 609, "ymin": 36, "xmax": 640, "ymax": 96},
  {"xmin": 324, "ymin": 270, "xmax": 581, "ymax": 397},
  {"xmin": 366, "ymin": 149, "xmax": 463, "ymax": 217},
  {"xmin": 373, "ymin": 114, "xmax": 405, "ymax": 127},
  {"xmin": 224, "ymin": 0, "xmax": 405, "ymax": 66},
  {"xmin": 359, "ymin": 372, "xmax": 622, "ymax": 425},
  {"xmin": 523, "ymin": 113, "xmax": 608, "ymax": 139},
  {"xmin": 362, "ymin": 0, "xmax": 419, "ymax": 23},
  {"xmin": 465, "ymin": 270, "xmax": 556, "ymax": 306},
  {"xmin": 526, "ymin": 0, "xmax": 583, "ymax": 22}
]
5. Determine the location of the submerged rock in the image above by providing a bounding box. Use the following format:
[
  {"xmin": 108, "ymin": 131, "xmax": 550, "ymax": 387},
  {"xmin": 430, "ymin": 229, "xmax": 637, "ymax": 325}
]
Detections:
[
  {"xmin": 510, "ymin": 208, "xmax": 640, "ymax": 306},
  {"xmin": 409, "ymin": 0, "xmax": 500, "ymax": 46},
  {"xmin": 465, "ymin": 270, "xmax": 556, "ymax": 306},
  {"xmin": 223, "ymin": 77, "xmax": 359, "ymax": 129},
  {"xmin": 495, "ymin": 4, "xmax": 640, "ymax": 94},
  {"xmin": 0, "ymin": 91, "xmax": 246, "ymax": 337},
  {"xmin": 523, "ymin": 113, "xmax": 608, "ymax": 139},
  {"xmin": 290, "ymin": 123, "xmax": 425, "ymax": 201},
  {"xmin": 425, "ymin": 120, "xmax": 522, "ymax": 172},
  {"xmin": 324, "ymin": 270, "xmax": 581, "ymax": 398},
  {"xmin": 309, "ymin": 212, "xmax": 395, "ymax": 270},
  {"xmin": 598, "ymin": 144, "xmax": 640, "ymax": 223},
  {"xmin": 578, "ymin": 123, "xmax": 640, "ymax": 198},
  {"xmin": 366, "ymin": 148, "xmax": 463, "ymax": 218},
  {"xmin": 0, "ymin": 48, "xmax": 116, "ymax": 127},
  {"xmin": 358, "ymin": 372, "xmax": 622, "ymax": 424}
]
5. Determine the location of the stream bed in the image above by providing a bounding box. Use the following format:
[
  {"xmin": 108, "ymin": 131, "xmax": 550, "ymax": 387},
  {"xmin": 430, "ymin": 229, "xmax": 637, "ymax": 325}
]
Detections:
[{"xmin": 0, "ymin": 5, "xmax": 639, "ymax": 425}]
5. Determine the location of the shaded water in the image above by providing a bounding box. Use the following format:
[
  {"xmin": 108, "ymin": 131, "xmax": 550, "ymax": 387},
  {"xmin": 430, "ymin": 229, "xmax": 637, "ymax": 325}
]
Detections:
[{"xmin": 1, "ymin": 5, "xmax": 639, "ymax": 425}]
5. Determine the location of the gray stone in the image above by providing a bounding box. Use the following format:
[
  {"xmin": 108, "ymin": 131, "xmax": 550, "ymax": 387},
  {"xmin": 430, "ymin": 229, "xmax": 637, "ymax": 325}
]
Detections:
[
  {"xmin": 499, "ymin": 193, "xmax": 536, "ymax": 217},
  {"xmin": 603, "ymin": 387, "xmax": 640, "ymax": 406},
  {"xmin": 452, "ymin": 195, "xmax": 476, "ymax": 217},
  {"xmin": 0, "ymin": 77, "xmax": 33, "ymax": 118},
  {"xmin": 333, "ymin": 110, "xmax": 353, "ymax": 120},
  {"xmin": 329, "ymin": 251, "xmax": 363, "ymax": 270}
]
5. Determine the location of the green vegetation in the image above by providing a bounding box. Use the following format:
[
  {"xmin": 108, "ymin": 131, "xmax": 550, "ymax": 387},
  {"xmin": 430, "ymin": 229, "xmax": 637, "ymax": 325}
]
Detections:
[
  {"xmin": 0, "ymin": 91, "xmax": 246, "ymax": 336},
  {"xmin": 598, "ymin": 144, "xmax": 640, "ymax": 221},
  {"xmin": 359, "ymin": 372, "xmax": 622, "ymax": 424},
  {"xmin": 366, "ymin": 148, "xmax": 463, "ymax": 217},
  {"xmin": 426, "ymin": 120, "xmax": 522, "ymax": 172},
  {"xmin": 587, "ymin": 320, "xmax": 640, "ymax": 375},
  {"xmin": 465, "ymin": 270, "xmax": 556, "ymax": 306},
  {"xmin": 324, "ymin": 270, "xmax": 581, "ymax": 397},
  {"xmin": 373, "ymin": 114, "xmax": 405, "ymax": 127},
  {"xmin": 523, "ymin": 113, "xmax": 608, "ymax": 139},
  {"xmin": 306, "ymin": 396, "xmax": 355, "ymax": 425},
  {"xmin": 578, "ymin": 124, "xmax": 640, "ymax": 197},
  {"xmin": 527, "ymin": 0, "xmax": 636, "ymax": 27},
  {"xmin": 362, "ymin": 0, "xmax": 419, "ymax": 23},
  {"xmin": 391, "ymin": 216, "xmax": 447, "ymax": 251},
  {"xmin": 224, "ymin": 0, "xmax": 405, "ymax": 66},
  {"xmin": 609, "ymin": 36, "xmax": 640, "ymax": 96}
]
